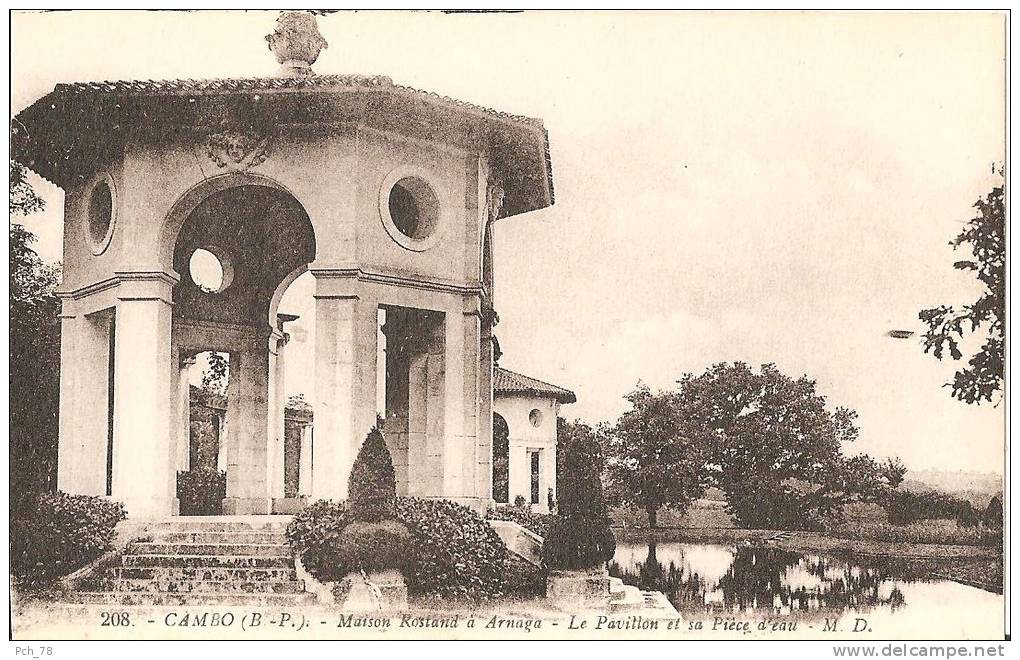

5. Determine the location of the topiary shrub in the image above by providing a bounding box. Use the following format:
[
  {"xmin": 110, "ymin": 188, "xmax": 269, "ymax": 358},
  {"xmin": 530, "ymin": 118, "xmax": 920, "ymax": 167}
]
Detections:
[
  {"xmin": 288, "ymin": 496, "xmax": 521, "ymax": 600},
  {"xmin": 288, "ymin": 429, "xmax": 413, "ymax": 580},
  {"xmin": 542, "ymin": 430, "xmax": 615, "ymax": 570},
  {"xmin": 11, "ymin": 491, "xmax": 126, "ymax": 587},
  {"xmin": 395, "ymin": 497, "xmax": 513, "ymax": 600},
  {"xmin": 176, "ymin": 467, "xmax": 226, "ymax": 516},
  {"xmin": 348, "ymin": 427, "xmax": 396, "ymax": 522}
]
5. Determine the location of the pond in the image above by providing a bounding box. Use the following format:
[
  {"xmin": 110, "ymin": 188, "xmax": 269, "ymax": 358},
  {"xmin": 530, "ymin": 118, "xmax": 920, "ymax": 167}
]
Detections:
[{"xmin": 609, "ymin": 541, "xmax": 1003, "ymax": 638}]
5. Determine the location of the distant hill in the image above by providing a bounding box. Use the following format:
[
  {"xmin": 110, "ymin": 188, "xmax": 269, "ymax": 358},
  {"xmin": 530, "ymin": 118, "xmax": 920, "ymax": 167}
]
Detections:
[{"xmin": 901, "ymin": 468, "xmax": 1003, "ymax": 507}]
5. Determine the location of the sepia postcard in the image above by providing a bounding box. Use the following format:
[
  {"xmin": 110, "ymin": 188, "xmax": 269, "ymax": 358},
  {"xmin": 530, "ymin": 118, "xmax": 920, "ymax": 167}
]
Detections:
[{"xmin": 6, "ymin": 7, "xmax": 1009, "ymax": 649}]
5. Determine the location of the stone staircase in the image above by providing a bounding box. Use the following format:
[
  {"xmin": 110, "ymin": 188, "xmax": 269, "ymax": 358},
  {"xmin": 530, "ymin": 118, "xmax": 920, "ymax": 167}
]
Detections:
[
  {"xmin": 74, "ymin": 517, "xmax": 316, "ymax": 607},
  {"xmin": 609, "ymin": 577, "xmax": 680, "ymax": 616}
]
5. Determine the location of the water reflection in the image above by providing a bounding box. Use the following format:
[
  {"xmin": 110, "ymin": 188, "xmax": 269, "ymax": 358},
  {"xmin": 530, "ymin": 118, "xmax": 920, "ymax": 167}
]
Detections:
[{"xmin": 610, "ymin": 541, "xmax": 908, "ymax": 616}]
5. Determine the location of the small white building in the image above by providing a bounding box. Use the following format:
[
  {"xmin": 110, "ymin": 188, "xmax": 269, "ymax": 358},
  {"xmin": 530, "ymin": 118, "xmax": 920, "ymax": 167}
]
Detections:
[{"xmin": 492, "ymin": 367, "xmax": 576, "ymax": 513}]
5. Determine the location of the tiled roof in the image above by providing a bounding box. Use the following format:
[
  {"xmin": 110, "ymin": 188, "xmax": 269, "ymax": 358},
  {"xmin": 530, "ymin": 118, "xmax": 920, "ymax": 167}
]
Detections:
[
  {"xmin": 48, "ymin": 74, "xmax": 546, "ymax": 128},
  {"xmin": 12, "ymin": 73, "xmax": 554, "ymax": 215},
  {"xmin": 494, "ymin": 367, "xmax": 576, "ymax": 404}
]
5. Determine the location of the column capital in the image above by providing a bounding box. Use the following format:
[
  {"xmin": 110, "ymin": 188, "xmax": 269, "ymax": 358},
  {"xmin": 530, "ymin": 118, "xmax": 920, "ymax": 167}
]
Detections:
[{"xmin": 114, "ymin": 270, "xmax": 178, "ymax": 305}]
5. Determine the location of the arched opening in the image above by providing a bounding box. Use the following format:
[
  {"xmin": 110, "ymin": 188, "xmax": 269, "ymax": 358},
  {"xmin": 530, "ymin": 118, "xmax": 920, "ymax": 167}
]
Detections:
[
  {"xmin": 492, "ymin": 412, "xmax": 510, "ymax": 503},
  {"xmin": 169, "ymin": 183, "xmax": 316, "ymax": 515}
]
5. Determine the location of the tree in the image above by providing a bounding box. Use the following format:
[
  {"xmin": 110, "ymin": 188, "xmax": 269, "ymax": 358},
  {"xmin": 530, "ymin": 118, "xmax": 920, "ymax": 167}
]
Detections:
[
  {"xmin": 880, "ymin": 456, "xmax": 907, "ymax": 489},
  {"xmin": 677, "ymin": 362, "xmax": 868, "ymax": 530},
  {"xmin": 11, "ymin": 160, "xmax": 45, "ymax": 216},
  {"xmin": 605, "ymin": 384, "xmax": 713, "ymax": 527},
  {"xmin": 984, "ymin": 495, "xmax": 1003, "ymax": 529},
  {"xmin": 199, "ymin": 351, "xmax": 229, "ymax": 396},
  {"xmin": 919, "ymin": 178, "xmax": 1005, "ymax": 404},
  {"xmin": 10, "ymin": 161, "xmax": 61, "ymax": 513},
  {"xmin": 542, "ymin": 423, "xmax": 616, "ymax": 570}
]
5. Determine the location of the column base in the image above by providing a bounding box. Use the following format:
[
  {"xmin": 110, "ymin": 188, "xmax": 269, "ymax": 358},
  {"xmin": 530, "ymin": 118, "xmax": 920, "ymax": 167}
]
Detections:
[
  {"xmin": 222, "ymin": 497, "xmax": 272, "ymax": 515},
  {"xmin": 271, "ymin": 496, "xmax": 308, "ymax": 514}
]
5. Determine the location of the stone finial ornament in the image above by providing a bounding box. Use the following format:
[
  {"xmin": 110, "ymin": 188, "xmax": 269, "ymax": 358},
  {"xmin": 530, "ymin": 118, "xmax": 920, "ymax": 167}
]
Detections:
[{"xmin": 266, "ymin": 11, "xmax": 328, "ymax": 77}]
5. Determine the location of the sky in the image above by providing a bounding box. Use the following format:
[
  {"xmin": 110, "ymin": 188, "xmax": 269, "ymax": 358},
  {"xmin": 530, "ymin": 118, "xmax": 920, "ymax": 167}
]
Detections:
[{"xmin": 11, "ymin": 10, "xmax": 1006, "ymax": 474}]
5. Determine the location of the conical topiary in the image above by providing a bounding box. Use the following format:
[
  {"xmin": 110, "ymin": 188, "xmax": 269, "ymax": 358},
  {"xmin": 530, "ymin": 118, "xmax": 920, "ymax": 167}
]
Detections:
[
  {"xmin": 348, "ymin": 426, "xmax": 396, "ymax": 522},
  {"xmin": 542, "ymin": 429, "xmax": 616, "ymax": 570}
]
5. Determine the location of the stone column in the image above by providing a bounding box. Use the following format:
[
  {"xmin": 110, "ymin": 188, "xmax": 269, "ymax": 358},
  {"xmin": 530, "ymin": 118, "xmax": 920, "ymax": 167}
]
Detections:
[
  {"xmin": 508, "ymin": 443, "xmax": 529, "ymax": 506},
  {"xmin": 406, "ymin": 349, "xmax": 430, "ymax": 496},
  {"xmin": 215, "ymin": 413, "xmax": 227, "ymax": 471},
  {"xmin": 174, "ymin": 352, "xmax": 197, "ymax": 473},
  {"xmin": 110, "ymin": 274, "xmax": 176, "ymax": 519},
  {"xmin": 460, "ymin": 311, "xmax": 482, "ymax": 504},
  {"xmin": 298, "ymin": 424, "xmax": 313, "ymax": 497},
  {"xmin": 56, "ymin": 304, "xmax": 113, "ymax": 497},
  {"xmin": 221, "ymin": 353, "xmax": 241, "ymax": 474},
  {"xmin": 311, "ymin": 278, "xmax": 378, "ymax": 501},
  {"xmin": 223, "ymin": 337, "xmax": 271, "ymax": 514},
  {"xmin": 440, "ymin": 310, "xmax": 479, "ymax": 501},
  {"xmin": 267, "ymin": 330, "xmax": 288, "ymax": 503},
  {"xmin": 423, "ymin": 317, "xmax": 446, "ymax": 495},
  {"xmin": 56, "ymin": 305, "xmax": 81, "ymax": 494},
  {"xmin": 541, "ymin": 444, "xmax": 557, "ymax": 512},
  {"xmin": 382, "ymin": 310, "xmax": 411, "ymax": 495},
  {"xmin": 477, "ymin": 311, "xmax": 495, "ymax": 506}
]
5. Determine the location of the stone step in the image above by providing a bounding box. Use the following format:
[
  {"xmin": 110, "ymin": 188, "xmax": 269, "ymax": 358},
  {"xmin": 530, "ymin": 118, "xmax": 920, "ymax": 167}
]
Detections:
[
  {"xmin": 150, "ymin": 531, "xmax": 288, "ymax": 544},
  {"xmin": 109, "ymin": 566, "xmax": 298, "ymax": 582},
  {"xmin": 74, "ymin": 591, "xmax": 316, "ymax": 607},
  {"xmin": 130, "ymin": 543, "xmax": 291, "ymax": 557},
  {"xmin": 121, "ymin": 554, "xmax": 293, "ymax": 569},
  {"xmin": 608, "ymin": 578, "xmax": 646, "ymax": 612},
  {"xmin": 80, "ymin": 578, "xmax": 306, "ymax": 594},
  {"xmin": 145, "ymin": 520, "xmax": 290, "ymax": 533}
]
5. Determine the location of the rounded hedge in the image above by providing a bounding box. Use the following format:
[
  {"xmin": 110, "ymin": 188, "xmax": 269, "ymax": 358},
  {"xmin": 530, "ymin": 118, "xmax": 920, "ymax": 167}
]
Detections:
[
  {"xmin": 396, "ymin": 497, "xmax": 512, "ymax": 600},
  {"xmin": 288, "ymin": 496, "xmax": 523, "ymax": 600},
  {"xmin": 333, "ymin": 520, "xmax": 412, "ymax": 574},
  {"xmin": 11, "ymin": 491, "xmax": 126, "ymax": 586},
  {"xmin": 286, "ymin": 499, "xmax": 352, "ymax": 581}
]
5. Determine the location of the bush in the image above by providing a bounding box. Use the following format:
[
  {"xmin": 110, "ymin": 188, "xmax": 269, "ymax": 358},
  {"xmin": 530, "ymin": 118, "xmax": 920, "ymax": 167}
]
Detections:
[
  {"xmin": 176, "ymin": 467, "xmax": 226, "ymax": 515},
  {"xmin": 289, "ymin": 497, "xmax": 518, "ymax": 600},
  {"xmin": 396, "ymin": 497, "xmax": 513, "ymax": 600},
  {"xmin": 348, "ymin": 427, "xmax": 396, "ymax": 522},
  {"xmin": 333, "ymin": 520, "xmax": 413, "ymax": 573},
  {"xmin": 829, "ymin": 519, "xmax": 1002, "ymax": 547},
  {"xmin": 287, "ymin": 500, "xmax": 352, "ymax": 581},
  {"xmin": 488, "ymin": 505, "xmax": 554, "ymax": 537},
  {"xmin": 542, "ymin": 430, "xmax": 615, "ymax": 570},
  {"xmin": 11, "ymin": 491, "xmax": 126, "ymax": 586},
  {"xmin": 883, "ymin": 489, "xmax": 980, "ymax": 527},
  {"xmin": 725, "ymin": 481, "xmax": 828, "ymax": 531}
]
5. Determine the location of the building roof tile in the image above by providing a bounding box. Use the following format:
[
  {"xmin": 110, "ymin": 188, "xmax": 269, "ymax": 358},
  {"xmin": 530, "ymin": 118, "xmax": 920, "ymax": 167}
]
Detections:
[{"xmin": 494, "ymin": 366, "xmax": 576, "ymax": 404}]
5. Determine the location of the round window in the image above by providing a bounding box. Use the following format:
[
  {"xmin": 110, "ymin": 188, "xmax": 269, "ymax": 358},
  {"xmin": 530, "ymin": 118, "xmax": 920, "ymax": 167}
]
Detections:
[
  {"xmin": 529, "ymin": 409, "xmax": 543, "ymax": 428},
  {"xmin": 380, "ymin": 171, "xmax": 442, "ymax": 251},
  {"xmin": 189, "ymin": 247, "xmax": 233, "ymax": 294},
  {"xmin": 85, "ymin": 175, "xmax": 115, "ymax": 255}
]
